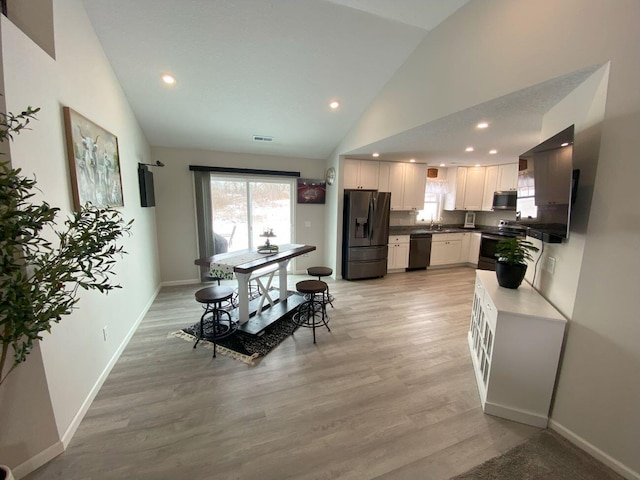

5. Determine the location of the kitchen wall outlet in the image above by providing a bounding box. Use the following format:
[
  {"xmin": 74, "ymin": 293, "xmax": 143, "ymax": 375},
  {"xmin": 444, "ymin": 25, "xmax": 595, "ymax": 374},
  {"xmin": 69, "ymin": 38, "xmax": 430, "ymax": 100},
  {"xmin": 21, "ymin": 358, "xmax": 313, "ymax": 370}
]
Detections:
[
  {"xmin": 102, "ymin": 326, "xmax": 108, "ymax": 341},
  {"xmin": 546, "ymin": 256, "xmax": 556, "ymax": 274}
]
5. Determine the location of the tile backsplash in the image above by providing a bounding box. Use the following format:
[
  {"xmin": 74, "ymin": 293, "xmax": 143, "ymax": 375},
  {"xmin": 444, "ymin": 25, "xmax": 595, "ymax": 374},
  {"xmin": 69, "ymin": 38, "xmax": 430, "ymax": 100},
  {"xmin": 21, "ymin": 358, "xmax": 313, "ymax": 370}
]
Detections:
[{"xmin": 389, "ymin": 210, "xmax": 515, "ymax": 227}]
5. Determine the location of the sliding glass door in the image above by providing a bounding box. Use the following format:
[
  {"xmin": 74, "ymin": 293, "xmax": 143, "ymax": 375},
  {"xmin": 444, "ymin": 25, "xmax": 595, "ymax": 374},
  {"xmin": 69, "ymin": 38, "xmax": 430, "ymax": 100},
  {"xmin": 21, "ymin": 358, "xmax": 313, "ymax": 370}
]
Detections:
[
  {"xmin": 210, "ymin": 177, "xmax": 293, "ymax": 252},
  {"xmin": 193, "ymin": 170, "xmax": 294, "ymax": 281}
]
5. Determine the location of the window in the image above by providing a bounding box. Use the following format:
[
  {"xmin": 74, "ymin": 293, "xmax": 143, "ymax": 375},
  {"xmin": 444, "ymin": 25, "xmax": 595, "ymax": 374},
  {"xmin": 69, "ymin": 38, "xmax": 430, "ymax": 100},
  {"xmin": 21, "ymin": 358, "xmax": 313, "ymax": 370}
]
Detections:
[
  {"xmin": 193, "ymin": 170, "xmax": 295, "ymax": 280},
  {"xmin": 210, "ymin": 177, "xmax": 293, "ymax": 252},
  {"xmin": 517, "ymin": 170, "xmax": 537, "ymax": 219},
  {"xmin": 417, "ymin": 178, "xmax": 447, "ymax": 222}
]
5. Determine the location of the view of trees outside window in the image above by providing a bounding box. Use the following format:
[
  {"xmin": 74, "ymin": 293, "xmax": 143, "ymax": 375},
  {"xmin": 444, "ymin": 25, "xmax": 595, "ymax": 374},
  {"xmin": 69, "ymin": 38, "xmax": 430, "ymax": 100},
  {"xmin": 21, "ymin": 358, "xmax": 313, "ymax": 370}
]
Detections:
[{"xmin": 210, "ymin": 178, "xmax": 292, "ymax": 253}]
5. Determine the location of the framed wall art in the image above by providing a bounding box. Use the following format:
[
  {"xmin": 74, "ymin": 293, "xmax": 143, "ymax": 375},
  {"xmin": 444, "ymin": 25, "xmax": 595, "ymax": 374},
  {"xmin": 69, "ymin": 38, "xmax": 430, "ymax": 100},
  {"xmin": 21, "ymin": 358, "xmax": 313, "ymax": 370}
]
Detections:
[
  {"xmin": 296, "ymin": 178, "xmax": 326, "ymax": 204},
  {"xmin": 63, "ymin": 107, "xmax": 124, "ymax": 210}
]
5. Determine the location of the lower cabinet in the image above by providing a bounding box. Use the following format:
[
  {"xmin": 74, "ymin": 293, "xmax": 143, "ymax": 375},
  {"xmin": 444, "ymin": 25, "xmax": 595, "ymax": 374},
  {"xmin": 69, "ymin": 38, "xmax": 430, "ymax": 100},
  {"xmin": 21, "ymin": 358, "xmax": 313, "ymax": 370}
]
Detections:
[
  {"xmin": 387, "ymin": 235, "xmax": 410, "ymax": 270},
  {"xmin": 468, "ymin": 270, "xmax": 567, "ymax": 427},
  {"xmin": 430, "ymin": 233, "xmax": 462, "ymax": 266}
]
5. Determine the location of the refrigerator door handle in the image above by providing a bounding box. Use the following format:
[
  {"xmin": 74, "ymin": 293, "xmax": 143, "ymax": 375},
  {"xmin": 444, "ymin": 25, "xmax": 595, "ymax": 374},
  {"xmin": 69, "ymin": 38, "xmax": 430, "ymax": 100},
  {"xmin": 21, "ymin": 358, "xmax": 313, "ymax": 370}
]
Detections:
[{"xmin": 368, "ymin": 196, "xmax": 374, "ymax": 240}]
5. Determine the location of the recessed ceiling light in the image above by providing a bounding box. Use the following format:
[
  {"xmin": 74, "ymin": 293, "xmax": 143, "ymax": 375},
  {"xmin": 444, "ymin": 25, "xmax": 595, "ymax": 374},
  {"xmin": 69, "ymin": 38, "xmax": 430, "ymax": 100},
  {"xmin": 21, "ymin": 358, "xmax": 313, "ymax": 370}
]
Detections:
[
  {"xmin": 475, "ymin": 164, "xmax": 481, "ymax": 167},
  {"xmin": 489, "ymin": 149, "xmax": 498, "ymax": 154},
  {"xmin": 477, "ymin": 122, "xmax": 489, "ymax": 129},
  {"xmin": 409, "ymin": 158, "xmax": 416, "ymax": 163},
  {"xmin": 372, "ymin": 153, "xmax": 380, "ymax": 157},
  {"xmin": 439, "ymin": 163, "xmax": 445, "ymax": 167},
  {"xmin": 465, "ymin": 147, "xmax": 474, "ymax": 152},
  {"xmin": 561, "ymin": 142, "xmax": 569, "ymax": 147},
  {"xmin": 329, "ymin": 100, "xmax": 340, "ymax": 109},
  {"xmin": 162, "ymin": 74, "xmax": 176, "ymax": 85}
]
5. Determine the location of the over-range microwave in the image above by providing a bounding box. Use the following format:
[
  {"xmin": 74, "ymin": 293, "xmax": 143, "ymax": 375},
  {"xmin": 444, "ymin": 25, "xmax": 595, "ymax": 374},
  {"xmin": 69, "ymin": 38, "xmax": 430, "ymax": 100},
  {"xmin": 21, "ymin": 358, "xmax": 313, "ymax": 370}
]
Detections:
[{"xmin": 492, "ymin": 190, "xmax": 517, "ymax": 210}]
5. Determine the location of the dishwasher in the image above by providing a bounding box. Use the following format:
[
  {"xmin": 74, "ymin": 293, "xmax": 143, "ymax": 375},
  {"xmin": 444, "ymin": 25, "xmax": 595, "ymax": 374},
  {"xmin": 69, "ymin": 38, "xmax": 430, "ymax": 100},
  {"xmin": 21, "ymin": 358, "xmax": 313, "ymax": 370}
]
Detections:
[{"xmin": 407, "ymin": 231, "xmax": 432, "ymax": 271}]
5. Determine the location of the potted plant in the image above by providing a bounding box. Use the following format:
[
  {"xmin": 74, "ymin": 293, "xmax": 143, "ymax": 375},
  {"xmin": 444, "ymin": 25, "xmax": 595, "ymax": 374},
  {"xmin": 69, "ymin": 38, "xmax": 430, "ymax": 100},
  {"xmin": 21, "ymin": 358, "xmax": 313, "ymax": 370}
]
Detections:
[
  {"xmin": 1, "ymin": 106, "xmax": 132, "ymax": 476},
  {"xmin": 494, "ymin": 237, "xmax": 539, "ymax": 289},
  {"xmin": 0, "ymin": 465, "xmax": 14, "ymax": 480}
]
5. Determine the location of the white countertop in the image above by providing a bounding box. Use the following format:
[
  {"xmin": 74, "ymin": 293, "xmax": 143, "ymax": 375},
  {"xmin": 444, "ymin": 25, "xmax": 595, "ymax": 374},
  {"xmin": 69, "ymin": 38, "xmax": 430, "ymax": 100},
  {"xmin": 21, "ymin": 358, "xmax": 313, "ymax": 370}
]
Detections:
[{"xmin": 476, "ymin": 270, "xmax": 567, "ymax": 323}]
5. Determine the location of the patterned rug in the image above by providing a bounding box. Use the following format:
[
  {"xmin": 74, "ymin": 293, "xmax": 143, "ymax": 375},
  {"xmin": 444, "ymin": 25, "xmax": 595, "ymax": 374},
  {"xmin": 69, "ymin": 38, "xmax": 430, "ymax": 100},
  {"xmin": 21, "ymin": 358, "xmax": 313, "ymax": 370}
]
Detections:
[{"xmin": 170, "ymin": 315, "xmax": 299, "ymax": 365}]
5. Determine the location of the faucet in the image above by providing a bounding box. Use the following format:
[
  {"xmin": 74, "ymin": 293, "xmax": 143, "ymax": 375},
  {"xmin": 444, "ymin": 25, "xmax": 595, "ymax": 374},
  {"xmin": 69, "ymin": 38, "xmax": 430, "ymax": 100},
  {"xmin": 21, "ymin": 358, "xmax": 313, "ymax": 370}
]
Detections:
[{"xmin": 430, "ymin": 218, "xmax": 435, "ymax": 230}]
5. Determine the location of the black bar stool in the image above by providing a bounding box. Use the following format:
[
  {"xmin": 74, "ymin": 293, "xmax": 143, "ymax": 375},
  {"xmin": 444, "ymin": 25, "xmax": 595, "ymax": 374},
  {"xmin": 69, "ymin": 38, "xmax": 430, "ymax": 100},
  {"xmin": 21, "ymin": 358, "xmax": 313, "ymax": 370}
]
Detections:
[
  {"xmin": 293, "ymin": 280, "xmax": 331, "ymax": 343},
  {"xmin": 307, "ymin": 266, "xmax": 334, "ymax": 308},
  {"xmin": 194, "ymin": 286, "xmax": 237, "ymax": 357}
]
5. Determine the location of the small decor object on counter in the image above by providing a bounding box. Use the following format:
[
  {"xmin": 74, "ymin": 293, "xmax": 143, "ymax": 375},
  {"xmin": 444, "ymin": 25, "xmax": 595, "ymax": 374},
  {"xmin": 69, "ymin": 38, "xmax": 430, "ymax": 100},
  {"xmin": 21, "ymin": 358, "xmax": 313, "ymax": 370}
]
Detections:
[
  {"xmin": 258, "ymin": 228, "xmax": 278, "ymax": 253},
  {"xmin": 494, "ymin": 237, "xmax": 539, "ymax": 289}
]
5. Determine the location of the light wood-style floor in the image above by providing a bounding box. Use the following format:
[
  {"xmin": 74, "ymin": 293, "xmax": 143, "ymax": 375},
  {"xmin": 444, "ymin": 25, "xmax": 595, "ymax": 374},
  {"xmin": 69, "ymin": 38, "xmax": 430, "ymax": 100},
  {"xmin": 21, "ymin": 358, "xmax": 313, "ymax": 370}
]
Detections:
[{"xmin": 26, "ymin": 267, "xmax": 540, "ymax": 480}]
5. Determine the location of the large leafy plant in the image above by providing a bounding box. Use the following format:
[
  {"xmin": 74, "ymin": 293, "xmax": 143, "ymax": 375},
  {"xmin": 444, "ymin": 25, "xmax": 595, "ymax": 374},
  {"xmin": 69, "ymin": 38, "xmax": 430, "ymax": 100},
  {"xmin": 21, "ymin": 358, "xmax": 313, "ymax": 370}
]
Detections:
[
  {"xmin": 0, "ymin": 107, "xmax": 132, "ymax": 386},
  {"xmin": 495, "ymin": 237, "xmax": 539, "ymax": 266}
]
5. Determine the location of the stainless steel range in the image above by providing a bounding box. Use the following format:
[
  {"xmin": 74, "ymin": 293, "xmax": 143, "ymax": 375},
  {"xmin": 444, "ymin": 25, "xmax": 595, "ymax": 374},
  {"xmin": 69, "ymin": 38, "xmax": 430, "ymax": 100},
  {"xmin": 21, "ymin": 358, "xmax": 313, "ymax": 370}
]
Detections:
[{"xmin": 478, "ymin": 220, "xmax": 527, "ymax": 271}]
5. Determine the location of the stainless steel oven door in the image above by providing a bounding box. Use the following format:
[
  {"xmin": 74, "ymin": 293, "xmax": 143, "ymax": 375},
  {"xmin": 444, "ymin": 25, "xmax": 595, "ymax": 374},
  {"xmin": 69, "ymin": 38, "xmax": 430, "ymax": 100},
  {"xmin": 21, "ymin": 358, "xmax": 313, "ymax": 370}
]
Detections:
[{"xmin": 478, "ymin": 234, "xmax": 504, "ymax": 271}]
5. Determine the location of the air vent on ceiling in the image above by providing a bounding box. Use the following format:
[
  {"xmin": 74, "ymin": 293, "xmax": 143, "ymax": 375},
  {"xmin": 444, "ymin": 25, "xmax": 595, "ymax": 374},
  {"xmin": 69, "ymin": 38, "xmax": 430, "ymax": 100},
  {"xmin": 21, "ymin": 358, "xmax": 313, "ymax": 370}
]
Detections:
[{"xmin": 253, "ymin": 135, "xmax": 274, "ymax": 142}]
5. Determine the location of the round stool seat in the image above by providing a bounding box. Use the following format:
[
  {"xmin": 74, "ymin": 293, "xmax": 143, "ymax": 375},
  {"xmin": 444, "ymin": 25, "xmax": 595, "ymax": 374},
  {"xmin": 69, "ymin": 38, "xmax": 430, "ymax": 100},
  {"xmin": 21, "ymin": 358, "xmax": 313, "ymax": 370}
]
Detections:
[
  {"xmin": 307, "ymin": 266, "xmax": 332, "ymax": 278},
  {"xmin": 195, "ymin": 286, "xmax": 234, "ymax": 304},
  {"xmin": 296, "ymin": 280, "xmax": 327, "ymax": 295}
]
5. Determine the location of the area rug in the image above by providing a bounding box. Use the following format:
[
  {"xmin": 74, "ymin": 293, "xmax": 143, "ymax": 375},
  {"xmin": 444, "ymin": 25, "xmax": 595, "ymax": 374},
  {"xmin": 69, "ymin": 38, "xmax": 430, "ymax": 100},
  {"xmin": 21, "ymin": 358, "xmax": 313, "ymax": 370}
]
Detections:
[
  {"xmin": 170, "ymin": 315, "xmax": 298, "ymax": 365},
  {"xmin": 450, "ymin": 429, "xmax": 624, "ymax": 480}
]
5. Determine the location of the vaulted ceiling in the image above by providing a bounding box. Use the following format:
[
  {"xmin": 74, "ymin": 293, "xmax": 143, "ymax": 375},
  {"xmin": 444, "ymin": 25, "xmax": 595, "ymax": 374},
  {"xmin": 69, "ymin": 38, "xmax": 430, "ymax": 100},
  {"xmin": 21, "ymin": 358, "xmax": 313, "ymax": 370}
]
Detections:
[{"xmin": 83, "ymin": 0, "xmax": 593, "ymax": 165}]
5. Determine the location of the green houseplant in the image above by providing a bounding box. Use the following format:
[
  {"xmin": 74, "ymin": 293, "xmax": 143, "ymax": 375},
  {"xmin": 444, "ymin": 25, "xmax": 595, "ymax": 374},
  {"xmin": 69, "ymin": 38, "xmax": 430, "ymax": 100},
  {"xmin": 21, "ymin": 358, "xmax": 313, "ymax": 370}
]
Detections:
[
  {"xmin": 0, "ymin": 106, "xmax": 132, "ymax": 388},
  {"xmin": 494, "ymin": 237, "xmax": 539, "ymax": 289}
]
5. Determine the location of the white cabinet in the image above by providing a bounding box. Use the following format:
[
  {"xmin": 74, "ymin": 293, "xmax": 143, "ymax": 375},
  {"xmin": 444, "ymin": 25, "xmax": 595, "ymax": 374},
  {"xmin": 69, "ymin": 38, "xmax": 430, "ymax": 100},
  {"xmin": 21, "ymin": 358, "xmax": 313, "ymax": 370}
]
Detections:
[
  {"xmin": 430, "ymin": 233, "xmax": 463, "ymax": 266},
  {"xmin": 482, "ymin": 163, "xmax": 518, "ymax": 211},
  {"xmin": 468, "ymin": 232, "xmax": 482, "ymax": 265},
  {"xmin": 383, "ymin": 162, "xmax": 427, "ymax": 211},
  {"xmin": 387, "ymin": 163, "xmax": 405, "ymax": 210},
  {"xmin": 482, "ymin": 165, "xmax": 499, "ymax": 211},
  {"xmin": 464, "ymin": 167, "xmax": 486, "ymax": 210},
  {"xmin": 403, "ymin": 163, "xmax": 428, "ymax": 210},
  {"xmin": 459, "ymin": 231, "xmax": 481, "ymax": 265},
  {"xmin": 387, "ymin": 235, "xmax": 410, "ymax": 270},
  {"xmin": 468, "ymin": 270, "xmax": 567, "ymax": 427},
  {"xmin": 378, "ymin": 162, "xmax": 390, "ymax": 193},
  {"xmin": 444, "ymin": 167, "xmax": 485, "ymax": 211},
  {"xmin": 444, "ymin": 167, "xmax": 466, "ymax": 211},
  {"xmin": 344, "ymin": 159, "xmax": 379, "ymax": 190},
  {"xmin": 497, "ymin": 163, "xmax": 518, "ymax": 191}
]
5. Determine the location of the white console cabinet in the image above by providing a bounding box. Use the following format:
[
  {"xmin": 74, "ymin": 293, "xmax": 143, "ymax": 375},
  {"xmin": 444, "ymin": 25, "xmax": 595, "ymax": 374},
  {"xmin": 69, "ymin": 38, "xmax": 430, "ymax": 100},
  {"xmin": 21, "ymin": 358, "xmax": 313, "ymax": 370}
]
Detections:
[{"xmin": 468, "ymin": 270, "xmax": 566, "ymax": 427}]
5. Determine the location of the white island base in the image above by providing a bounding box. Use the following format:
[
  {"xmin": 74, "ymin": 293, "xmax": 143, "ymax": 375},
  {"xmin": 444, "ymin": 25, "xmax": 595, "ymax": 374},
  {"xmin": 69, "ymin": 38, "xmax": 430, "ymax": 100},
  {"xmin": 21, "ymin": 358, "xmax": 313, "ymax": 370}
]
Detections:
[{"xmin": 468, "ymin": 270, "xmax": 567, "ymax": 428}]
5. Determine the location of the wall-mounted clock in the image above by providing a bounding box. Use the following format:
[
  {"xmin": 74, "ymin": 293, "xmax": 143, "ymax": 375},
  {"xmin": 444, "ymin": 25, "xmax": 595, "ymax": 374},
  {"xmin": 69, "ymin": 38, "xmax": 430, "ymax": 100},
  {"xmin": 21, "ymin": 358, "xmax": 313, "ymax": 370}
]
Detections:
[{"xmin": 326, "ymin": 167, "xmax": 336, "ymax": 186}]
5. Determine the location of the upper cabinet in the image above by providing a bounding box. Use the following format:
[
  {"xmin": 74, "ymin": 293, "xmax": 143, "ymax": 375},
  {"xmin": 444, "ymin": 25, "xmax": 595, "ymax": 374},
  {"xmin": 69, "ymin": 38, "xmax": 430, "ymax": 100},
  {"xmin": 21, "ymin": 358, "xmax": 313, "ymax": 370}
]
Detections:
[
  {"xmin": 444, "ymin": 166, "xmax": 485, "ymax": 211},
  {"xmin": 482, "ymin": 165, "xmax": 499, "ymax": 211},
  {"xmin": 403, "ymin": 163, "xmax": 428, "ymax": 210},
  {"xmin": 497, "ymin": 163, "xmax": 518, "ymax": 191},
  {"xmin": 344, "ymin": 159, "xmax": 380, "ymax": 190},
  {"xmin": 381, "ymin": 162, "xmax": 427, "ymax": 211}
]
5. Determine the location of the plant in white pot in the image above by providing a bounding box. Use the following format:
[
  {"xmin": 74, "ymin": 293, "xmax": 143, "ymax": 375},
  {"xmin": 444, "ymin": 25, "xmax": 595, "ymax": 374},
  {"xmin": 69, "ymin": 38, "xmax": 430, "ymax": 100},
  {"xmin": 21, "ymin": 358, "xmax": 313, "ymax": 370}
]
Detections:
[
  {"xmin": 494, "ymin": 237, "xmax": 539, "ymax": 289},
  {"xmin": 0, "ymin": 107, "xmax": 132, "ymax": 476}
]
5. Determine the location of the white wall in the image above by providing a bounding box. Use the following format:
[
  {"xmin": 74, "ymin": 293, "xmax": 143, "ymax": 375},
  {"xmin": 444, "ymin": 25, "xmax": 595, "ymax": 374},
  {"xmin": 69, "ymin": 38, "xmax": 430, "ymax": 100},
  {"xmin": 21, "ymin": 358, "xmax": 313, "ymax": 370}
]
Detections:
[
  {"xmin": 325, "ymin": 0, "xmax": 640, "ymax": 477},
  {"xmin": 0, "ymin": 0, "xmax": 160, "ymax": 474},
  {"xmin": 152, "ymin": 147, "xmax": 326, "ymax": 284}
]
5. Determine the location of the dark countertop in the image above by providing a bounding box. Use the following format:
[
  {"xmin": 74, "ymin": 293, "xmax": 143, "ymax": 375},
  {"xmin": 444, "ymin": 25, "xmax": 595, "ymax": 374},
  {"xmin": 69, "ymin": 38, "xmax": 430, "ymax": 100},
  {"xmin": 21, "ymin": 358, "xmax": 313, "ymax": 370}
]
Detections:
[{"xmin": 388, "ymin": 225, "xmax": 504, "ymax": 236}]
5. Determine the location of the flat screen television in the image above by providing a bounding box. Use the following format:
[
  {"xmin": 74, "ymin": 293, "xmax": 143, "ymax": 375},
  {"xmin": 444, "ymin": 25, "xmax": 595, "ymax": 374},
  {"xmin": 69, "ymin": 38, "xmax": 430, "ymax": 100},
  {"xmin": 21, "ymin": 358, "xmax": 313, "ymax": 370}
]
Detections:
[{"xmin": 516, "ymin": 125, "xmax": 577, "ymax": 243}]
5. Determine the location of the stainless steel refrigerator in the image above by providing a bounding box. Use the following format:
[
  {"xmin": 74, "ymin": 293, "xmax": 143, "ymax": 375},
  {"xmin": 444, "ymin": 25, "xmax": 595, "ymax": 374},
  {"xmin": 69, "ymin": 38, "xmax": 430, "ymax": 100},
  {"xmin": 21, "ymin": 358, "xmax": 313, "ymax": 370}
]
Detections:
[{"xmin": 342, "ymin": 190, "xmax": 391, "ymax": 280}]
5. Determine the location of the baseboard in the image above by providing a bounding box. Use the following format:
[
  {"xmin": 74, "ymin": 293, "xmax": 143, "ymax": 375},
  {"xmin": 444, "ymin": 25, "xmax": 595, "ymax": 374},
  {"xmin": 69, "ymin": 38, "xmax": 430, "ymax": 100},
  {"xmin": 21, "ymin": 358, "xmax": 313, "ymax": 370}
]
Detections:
[
  {"xmin": 59, "ymin": 283, "xmax": 162, "ymax": 448},
  {"xmin": 162, "ymin": 278, "xmax": 200, "ymax": 287},
  {"xmin": 483, "ymin": 401, "xmax": 549, "ymax": 428},
  {"xmin": 549, "ymin": 420, "xmax": 639, "ymax": 480},
  {"xmin": 12, "ymin": 440, "xmax": 64, "ymax": 480}
]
